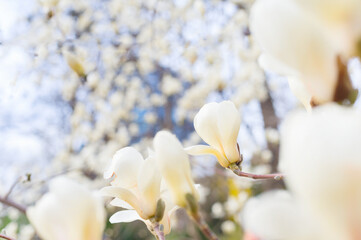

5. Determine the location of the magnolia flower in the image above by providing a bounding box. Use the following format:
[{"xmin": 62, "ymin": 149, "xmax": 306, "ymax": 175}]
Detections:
[
  {"xmin": 153, "ymin": 131, "xmax": 198, "ymax": 207},
  {"xmin": 101, "ymin": 147, "xmax": 174, "ymax": 234},
  {"xmin": 280, "ymin": 104, "xmax": 361, "ymax": 240},
  {"xmin": 63, "ymin": 50, "xmax": 86, "ymax": 77},
  {"xmin": 27, "ymin": 177, "xmax": 105, "ymax": 240},
  {"xmin": 294, "ymin": 0, "xmax": 361, "ymax": 55},
  {"xmin": 251, "ymin": 0, "xmax": 360, "ymax": 106},
  {"xmin": 186, "ymin": 101, "xmax": 241, "ymax": 168},
  {"xmin": 251, "ymin": 0, "xmax": 338, "ymax": 105},
  {"xmin": 241, "ymin": 190, "xmax": 321, "ymax": 240}
]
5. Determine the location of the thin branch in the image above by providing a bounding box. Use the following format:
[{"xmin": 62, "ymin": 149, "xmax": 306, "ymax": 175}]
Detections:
[
  {"xmin": 259, "ymin": 76, "xmax": 286, "ymax": 189},
  {"xmin": 231, "ymin": 168, "xmax": 284, "ymax": 180},
  {"xmin": 190, "ymin": 212, "xmax": 219, "ymax": 240},
  {"xmin": 0, "ymin": 196, "xmax": 26, "ymax": 214},
  {"xmin": 0, "ymin": 234, "xmax": 16, "ymax": 240},
  {"xmin": 153, "ymin": 223, "xmax": 165, "ymax": 240},
  {"xmin": 4, "ymin": 177, "xmax": 22, "ymax": 199},
  {"xmin": 260, "ymin": 87, "xmax": 279, "ymax": 172}
]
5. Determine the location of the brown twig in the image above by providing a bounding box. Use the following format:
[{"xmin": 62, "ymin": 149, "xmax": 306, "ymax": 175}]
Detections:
[
  {"xmin": 231, "ymin": 168, "xmax": 284, "ymax": 180},
  {"xmin": 4, "ymin": 177, "xmax": 23, "ymax": 199},
  {"xmin": 0, "ymin": 196, "xmax": 26, "ymax": 214},
  {"xmin": 0, "ymin": 234, "xmax": 16, "ymax": 240},
  {"xmin": 259, "ymin": 76, "xmax": 286, "ymax": 189},
  {"xmin": 153, "ymin": 222, "xmax": 165, "ymax": 240},
  {"xmin": 190, "ymin": 212, "xmax": 219, "ymax": 240}
]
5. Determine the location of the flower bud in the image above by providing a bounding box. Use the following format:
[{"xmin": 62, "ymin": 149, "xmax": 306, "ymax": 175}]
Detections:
[
  {"xmin": 153, "ymin": 131, "xmax": 198, "ymax": 207},
  {"xmin": 186, "ymin": 101, "xmax": 241, "ymax": 168},
  {"xmin": 27, "ymin": 177, "xmax": 105, "ymax": 240}
]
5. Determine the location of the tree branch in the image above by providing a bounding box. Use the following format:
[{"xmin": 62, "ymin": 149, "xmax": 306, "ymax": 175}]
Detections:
[
  {"xmin": 260, "ymin": 89, "xmax": 279, "ymax": 172},
  {"xmin": 189, "ymin": 211, "xmax": 219, "ymax": 240},
  {"xmin": 4, "ymin": 177, "xmax": 22, "ymax": 199},
  {"xmin": 259, "ymin": 78, "xmax": 286, "ymax": 189},
  {"xmin": 231, "ymin": 168, "xmax": 284, "ymax": 180},
  {"xmin": 0, "ymin": 196, "xmax": 26, "ymax": 214},
  {"xmin": 0, "ymin": 234, "xmax": 16, "ymax": 240}
]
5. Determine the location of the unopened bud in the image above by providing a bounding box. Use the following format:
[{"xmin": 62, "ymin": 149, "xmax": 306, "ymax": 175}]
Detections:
[
  {"xmin": 185, "ymin": 193, "xmax": 198, "ymax": 214},
  {"xmin": 154, "ymin": 199, "xmax": 165, "ymax": 222}
]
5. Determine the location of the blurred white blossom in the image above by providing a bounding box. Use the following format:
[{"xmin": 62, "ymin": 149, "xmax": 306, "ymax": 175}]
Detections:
[
  {"xmin": 280, "ymin": 104, "xmax": 361, "ymax": 240},
  {"xmin": 242, "ymin": 190, "xmax": 320, "ymax": 240},
  {"xmin": 27, "ymin": 177, "xmax": 105, "ymax": 240},
  {"xmin": 251, "ymin": 0, "xmax": 361, "ymax": 106}
]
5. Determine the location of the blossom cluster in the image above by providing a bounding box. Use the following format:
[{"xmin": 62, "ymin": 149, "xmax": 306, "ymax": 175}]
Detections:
[{"xmin": 1, "ymin": 0, "xmax": 361, "ymax": 239}]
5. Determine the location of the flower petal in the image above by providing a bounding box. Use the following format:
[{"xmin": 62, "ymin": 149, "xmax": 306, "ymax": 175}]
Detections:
[
  {"xmin": 287, "ymin": 77, "xmax": 312, "ymax": 112},
  {"xmin": 185, "ymin": 145, "xmax": 230, "ymax": 168},
  {"xmin": 154, "ymin": 131, "xmax": 198, "ymax": 207},
  {"xmin": 258, "ymin": 53, "xmax": 298, "ymax": 76},
  {"xmin": 137, "ymin": 155, "xmax": 162, "ymax": 217},
  {"xmin": 294, "ymin": 0, "xmax": 361, "ymax": 25},
  {"xmin": 251, "ymin": 0, "xmax": 338, "ymax": 103},
  {"xmin": 259, "ymin": 54, "xmax": 312, "ymax": 112},
  {"xmin": 216, "ymin": 101, "xmax": 241, "ymax": 163},
  {"xmin": 109, "ymin": 210, "xmax": 142, "ymax": 223},
  {"xmin": 100, "ymin": 186, "xmax": 141, "ymax": 214},
  {"xmin": 27, "ymin": 177, "xmax": 105, "ymax": 240},
  {"xmin": 194, "ymin": 102, "xmax": 223, "ymax": 152},
  {"xmin": 110, "ymin": 198, "xmax": 134, "ymax": 210},
  {"xmin": 104, "ymin": 147, "xmax": 143, "ymax": 189}
]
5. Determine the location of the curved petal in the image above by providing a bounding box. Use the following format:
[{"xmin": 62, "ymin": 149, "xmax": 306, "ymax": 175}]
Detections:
[
  {"xmin": 258, "ymin": 54, "xmax": 297, "ymax": 76},
  {"xmin": 109, "ymin": 210, "xmax": 142, "ymax": 223},
  {"xmin": 288, "ymin": 77, "xmax": 313, "ymax": 112},
  {"xmin": 259, "ymin": 53, "xmax": 313, "ymax": 112},
  {"xmin": 158, "ymin": 185, "xmax": 179, "ymax": 235},
  {"xmin": 216, "ymin": 101, "xmax": 241, "ymax": 163},
  {"xmin": 251, "ymin": 0, "xmax": 338, "ymax": 103},
  {"xmin": 185, "ymin": 145, "xmax": 230, "ymax": 168},
  {"xmin": 159, "ymin": 191, "xmax": 180, "ymax": 235},
  {"xmin": 279, "ymin": 104, "xmax": 361, "ymax": 239},
  {"xmin": 100, "ymin": 186, "xmax": 141, "ymax": 216},
  {"xmin": 294, "ymin": 0, "xmax": 361, "ymax": 23},
  {"xmin": 51, "ymin": 178, "xmax": 105, "ymax": 240},
  {"xmin": 160, "ymin": 208, "xmax": 178, "ymax": 235},
  {"xmin": 137, "ymin": 155, "xmax": 162, "ymax": 217},
  {"xmin": 154, "ymin": 131, "xmax": 198, "ymax": 207},
  {"xmin": 28, "ymin": 177, "xmax": 105, "ymax": 240},
  {"xmin": 27, "ymin": 194, "xmax": 63, "ymax": 240},
  {"xmin": 242, "ymin": 190, "xmax": 321, "ymax": 240},
  {"xmin": 294, "ymin": 0, "xmax": 361, "ymax": 56},
  {"xmin": 110, "ymin": 198, "xmax": 134, "ymax": 210},
  {"xmin": 194, "ymin": 102, "xmax": 223, "ymax": 152},
  {"xmin": 104, "ymin": 147, "xmax": 143, "ymax": 189}
]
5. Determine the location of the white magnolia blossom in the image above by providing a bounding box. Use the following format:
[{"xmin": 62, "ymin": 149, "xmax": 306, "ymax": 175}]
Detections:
[
  {"xmin": 27, "ymin": 177, "xmax": 105, "ymax": 240},
  {"xmin": 251, "ymin": 0, "xmax": 361, "ymax": 106},
  {"xmin": 280, "ymin": 104, "xmax": 361, "ymax": 240},
  {"xmin": 186, "ymin": 101, "xmax": 241, "ymax": 168},
  {"xmin": 62, "ymin": 50, "xmax": 86, "ymax": 78},
  {"xmin": 294, "ymin": 0, "xmax": 361, "ymax": 54},
  {"xmin": 101, "ymin": 147, "xmax": 175, "ymax": 234},
  {"xmin": 153, "ymin": 131, "xmax": 198, "ymax": 207},
  {"xmin": 242, "ymin": 190, "xmax": 321, "ymax": 240}
]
